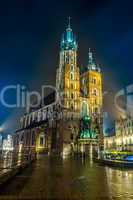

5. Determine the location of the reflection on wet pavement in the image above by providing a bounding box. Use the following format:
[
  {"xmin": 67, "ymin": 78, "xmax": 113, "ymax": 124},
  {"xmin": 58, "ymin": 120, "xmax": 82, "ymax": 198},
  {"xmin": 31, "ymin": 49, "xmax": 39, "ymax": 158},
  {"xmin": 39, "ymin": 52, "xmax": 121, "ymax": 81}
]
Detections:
[{"xmin": 0, "ymin": 155, "xmax": 133, "ymax": 199}]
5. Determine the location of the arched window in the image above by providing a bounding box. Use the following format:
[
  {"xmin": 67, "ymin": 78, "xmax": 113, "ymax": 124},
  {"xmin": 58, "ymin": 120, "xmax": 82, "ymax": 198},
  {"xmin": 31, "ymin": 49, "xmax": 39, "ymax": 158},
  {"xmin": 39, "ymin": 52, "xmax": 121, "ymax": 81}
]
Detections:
[
  {"xmin": 93, "ymin": 77, "xmax": 96, "ymax": 84},
  {"xmin": 71, "ymin": 93, "xmax": 74, "ymax": 99},
  {"xmin": 70, "ymin": 72, "xmax": 74, "ymax": 80},
  {"xmin": 71, "ymin": 83, "xmax": 73, "ymax": 89},
  {"xmin": 93, "ymin": 88, "xmax": 97, "ymax": 96},
  {"xmin": 71, "ymin": 64, "xmax": 74, "ymax": 71},
  {"xmin": 71, "ymin": 103, "xmax": 74, "ymax": 110},
  {"xmin": 82, "ymin": 78, "xmax": 85, "ymax": 84}
]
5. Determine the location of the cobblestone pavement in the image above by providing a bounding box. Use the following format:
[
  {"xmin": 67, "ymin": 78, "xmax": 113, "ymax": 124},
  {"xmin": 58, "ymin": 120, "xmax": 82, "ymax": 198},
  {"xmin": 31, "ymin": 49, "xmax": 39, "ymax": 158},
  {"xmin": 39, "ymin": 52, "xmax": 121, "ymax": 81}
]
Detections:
[{"xmin": 0, "ymin": 156, "xmax": 133, "ymax": 199}]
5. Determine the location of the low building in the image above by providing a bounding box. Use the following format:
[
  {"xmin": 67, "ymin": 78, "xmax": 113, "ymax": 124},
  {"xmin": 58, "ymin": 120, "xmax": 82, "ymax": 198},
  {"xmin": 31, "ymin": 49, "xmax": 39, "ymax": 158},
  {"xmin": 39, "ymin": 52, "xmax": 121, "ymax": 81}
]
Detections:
[
  {"xmin": 104, "ymin": 115, "xmax": 133, "ymax": 151},
  {"xmin": 115, "ymin": 116, "xmax": 133, "ymax": 151},
  {"xmin": 104, "ymin": 135, "xmax": 115, "ymax": 150},
  {"xmin": 13, "ymin": 92, "xmax": 59, "ymax": 157}
]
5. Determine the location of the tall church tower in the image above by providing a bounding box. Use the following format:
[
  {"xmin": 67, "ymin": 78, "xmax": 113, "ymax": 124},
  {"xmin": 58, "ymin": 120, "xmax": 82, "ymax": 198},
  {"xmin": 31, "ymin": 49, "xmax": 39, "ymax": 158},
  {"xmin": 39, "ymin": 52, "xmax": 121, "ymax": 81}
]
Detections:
[
  {"xmin": 56, "ymin": 18, "xmax": 80, "ymax": 115},
  {"xmin": 56, "ymin": 19, "xmax": 80, "ymax": 156}
]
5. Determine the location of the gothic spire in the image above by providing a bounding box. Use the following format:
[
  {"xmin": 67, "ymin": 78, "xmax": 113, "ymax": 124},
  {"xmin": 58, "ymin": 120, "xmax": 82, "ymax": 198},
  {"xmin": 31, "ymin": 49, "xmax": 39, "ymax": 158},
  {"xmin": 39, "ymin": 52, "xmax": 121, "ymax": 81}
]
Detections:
[{"xmin": 68, "ymin": 16, "xmax": 71, "ymax": 29}]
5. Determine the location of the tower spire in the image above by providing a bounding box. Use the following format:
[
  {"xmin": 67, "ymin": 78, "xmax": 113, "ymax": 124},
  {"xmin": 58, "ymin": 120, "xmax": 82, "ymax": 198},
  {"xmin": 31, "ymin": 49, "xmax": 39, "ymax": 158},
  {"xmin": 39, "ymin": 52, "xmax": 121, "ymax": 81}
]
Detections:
[
  {"xmin": 88, "ymin": 48, "xmax": 93, "ymax": 64},
  {"xmin": 68, "ymin": 16, "xmax": 71, "ymax": 29}
]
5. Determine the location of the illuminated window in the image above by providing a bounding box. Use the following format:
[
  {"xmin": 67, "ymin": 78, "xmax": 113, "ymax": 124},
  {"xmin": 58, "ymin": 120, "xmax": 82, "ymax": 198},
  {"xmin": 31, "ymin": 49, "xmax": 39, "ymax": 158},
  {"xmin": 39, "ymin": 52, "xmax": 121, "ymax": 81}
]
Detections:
[{"xmin": 82, "ymin": 78, "xmax": 85, "ymax": 84}]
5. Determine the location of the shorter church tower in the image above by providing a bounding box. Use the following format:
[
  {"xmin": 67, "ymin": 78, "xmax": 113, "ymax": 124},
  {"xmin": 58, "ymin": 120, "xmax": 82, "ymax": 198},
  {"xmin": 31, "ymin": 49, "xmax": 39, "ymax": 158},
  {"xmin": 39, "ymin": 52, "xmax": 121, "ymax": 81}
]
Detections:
[
  {"xmin": 80, "ymin": 49, "xmax": 103, "ymax": 150},
  {"xmin": 81, "ymin": 49, "xmax": 102, "ymax": 117}
]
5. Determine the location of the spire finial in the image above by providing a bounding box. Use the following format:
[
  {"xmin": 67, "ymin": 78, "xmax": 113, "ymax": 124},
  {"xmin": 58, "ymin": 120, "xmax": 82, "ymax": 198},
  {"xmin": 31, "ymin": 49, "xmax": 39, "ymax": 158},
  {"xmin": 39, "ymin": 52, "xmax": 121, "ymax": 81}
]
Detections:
[{"xmin": 68, "ymin": 16, "xmax": 71, "ymax": 29}]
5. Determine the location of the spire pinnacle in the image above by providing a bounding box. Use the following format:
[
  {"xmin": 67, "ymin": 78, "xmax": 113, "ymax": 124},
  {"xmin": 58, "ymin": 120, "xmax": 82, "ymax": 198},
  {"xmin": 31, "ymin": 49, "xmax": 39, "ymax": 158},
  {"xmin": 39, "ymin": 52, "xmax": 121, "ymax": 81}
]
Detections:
[
  {"xmin": 68, "ymin": 16, "xmax": 71, "ymax": 29},
  {"xmin": 88, "ymin": 48, "xmax": 93, "ymax": 64}
]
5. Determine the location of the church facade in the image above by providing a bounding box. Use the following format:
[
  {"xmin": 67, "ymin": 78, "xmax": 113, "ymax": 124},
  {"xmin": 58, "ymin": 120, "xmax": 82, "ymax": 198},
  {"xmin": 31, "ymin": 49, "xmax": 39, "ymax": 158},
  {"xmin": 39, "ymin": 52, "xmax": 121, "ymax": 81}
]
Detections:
[
  {"xmin": 14, "ymin": 20, "xmax": 103, "ymax": 157},
  {"xmin": 56, "ymin": 20, "xmax": 103, "ymax": 155}
]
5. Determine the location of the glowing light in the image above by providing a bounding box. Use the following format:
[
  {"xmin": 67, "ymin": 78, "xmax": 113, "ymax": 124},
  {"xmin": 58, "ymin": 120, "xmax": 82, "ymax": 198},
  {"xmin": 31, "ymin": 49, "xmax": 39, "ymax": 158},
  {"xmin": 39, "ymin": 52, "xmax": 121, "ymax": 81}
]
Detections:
[
  {"xmin": 19, "ymin": 142, "xmax": 23, "ymax": 153},
  {"xmin": 125, "ymin": 155, "xmax": 133, "ymax": 161},
  {"xmin": 2, "ymin": 135, "xmax": 14, "ymax": 151}
]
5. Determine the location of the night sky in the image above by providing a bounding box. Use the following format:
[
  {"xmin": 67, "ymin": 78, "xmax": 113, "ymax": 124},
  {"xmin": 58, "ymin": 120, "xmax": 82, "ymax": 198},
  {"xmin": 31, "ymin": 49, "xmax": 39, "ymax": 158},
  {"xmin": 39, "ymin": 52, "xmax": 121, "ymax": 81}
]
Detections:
[{"xmin": 0, "ymin": 0, "xmax": 132, "ymax": 133}]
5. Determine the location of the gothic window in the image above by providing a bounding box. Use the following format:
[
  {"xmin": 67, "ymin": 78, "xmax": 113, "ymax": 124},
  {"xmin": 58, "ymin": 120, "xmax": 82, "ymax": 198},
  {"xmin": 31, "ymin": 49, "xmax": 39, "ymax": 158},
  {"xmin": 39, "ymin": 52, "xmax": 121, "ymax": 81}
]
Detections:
[
  {"xmin": 70, "ymin": 72, "xmax": 74, "ymax": 80},
  {"xmin": 71, "ymin": 64, "xmax": 74, "ymax": 71},
  {"xmin": 71, "ymin": 93, "xmax": 74, "ymax": 99},
  {"xmin": 71, "ymin": 56, "xmax": 74, "ymax": 63},
  {"xmin": 71, "ymin": 83, "xmax": 73, "ymax": 89},
  {"xmin": 82, "ymin": 78, "xmax": 85, "ymax": 84},
  {"xmin": 71, "ymin": 103, "xmax": 74, "ymax": 110},
  {"xmin": 40, "ymin": 136, "xmax": 44, "ymax": 146},
  {"xmin": 66, "ymin": 52, "xmax": 69, "ymax": 64},
  {"xmin": 93, "ymin": 88, "xmax": 97, "ymax": 96},
  {"xmin": 92, "ymin": 77, "xmax": 97, "ymax": 84}
]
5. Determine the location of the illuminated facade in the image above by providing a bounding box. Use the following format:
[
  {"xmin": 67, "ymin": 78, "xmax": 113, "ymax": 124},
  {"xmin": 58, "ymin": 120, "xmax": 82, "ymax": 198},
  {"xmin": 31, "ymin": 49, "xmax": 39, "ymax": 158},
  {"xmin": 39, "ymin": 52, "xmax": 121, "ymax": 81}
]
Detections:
[
  {"xmin": 15, "ymin": 20, "xmax": 103, "ymax": 157},
  {"xmin": 56, "ymin": 19, "xmax": 80, "ymax": 113},
  {"xmin": 80, "ymin": 48, "xmax": 102, "ymax": 117},
  {"xmin": 2, "ymin": 135, "xmax": 14, "ymax": 151},
  {"xmin": 56, "ymin": 20, "xmax": 103, "ymax": 155},
  {"xmin": 115, "ymin": 116, "xmax": 133, "ymax": 151},
  {"xmin": 104, "ymin": 115, "xmax": 133, "ymax": 151}
]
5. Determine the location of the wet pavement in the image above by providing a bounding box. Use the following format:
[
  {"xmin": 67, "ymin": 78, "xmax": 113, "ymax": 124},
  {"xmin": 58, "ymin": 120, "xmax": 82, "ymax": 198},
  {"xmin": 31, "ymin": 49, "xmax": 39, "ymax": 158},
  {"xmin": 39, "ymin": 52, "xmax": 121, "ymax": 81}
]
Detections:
[{"xmin": 0, "ymin": 155, "xmax": 133, "ymax": 199}]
